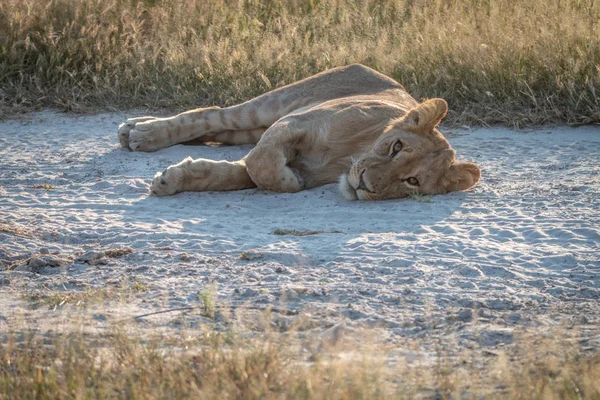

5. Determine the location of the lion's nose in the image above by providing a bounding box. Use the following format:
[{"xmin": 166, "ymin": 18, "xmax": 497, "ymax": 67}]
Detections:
[{"xmin": 356, "ymin": 169, "xmax": 373, "ymax": 193}]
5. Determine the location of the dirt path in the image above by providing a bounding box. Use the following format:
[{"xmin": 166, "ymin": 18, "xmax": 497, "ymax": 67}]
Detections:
[{"xmin": 1, "ymin": 112, "xmax": 599, "ymax": 354}]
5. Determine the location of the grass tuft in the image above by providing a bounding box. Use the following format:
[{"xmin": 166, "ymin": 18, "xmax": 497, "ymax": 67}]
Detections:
[
  {"xmin": 0, "ymin": 223, "xmax": 36, "ymax": 237},
  {"xmin": 31, "ymin": 183, "xmax": 54, "ymax": 190},
  {"xmin": 199, "ymin": 283, "xmax": 218, "ymax": 319},
  {"xmin": 23, "ymin": 282, "xmax": 147, "ymax": 310},
  {"xmin": 104, "ymin": 247, "xmax": 134, "ymax": 258}
]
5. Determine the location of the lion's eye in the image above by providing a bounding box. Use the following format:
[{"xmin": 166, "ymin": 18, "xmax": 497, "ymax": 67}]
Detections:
[
  {"xmin": 406, "ymin": 177, "xmax": 420, "ymax": 186},
  {"xmin": 390, "ymin": 140, "xmax": 403, "ymax": 156}
]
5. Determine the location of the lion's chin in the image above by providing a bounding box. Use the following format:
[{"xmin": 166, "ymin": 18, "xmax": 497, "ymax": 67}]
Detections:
[{"xmin": 338, "ymin": 174, "xmax": 358, "ymax": 201}]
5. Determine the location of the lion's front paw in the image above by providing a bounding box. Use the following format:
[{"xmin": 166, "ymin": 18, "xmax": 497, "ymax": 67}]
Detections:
[
  {"xmin": 118, "ymin": 117, "xmax": 158, "ymax": 148},
  {"xmin": 150, "ymin": 166, "xmax": 185, "ymax": 197}
]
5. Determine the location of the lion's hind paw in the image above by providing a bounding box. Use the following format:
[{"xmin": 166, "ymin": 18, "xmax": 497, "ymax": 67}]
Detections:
[{"xmin": 117, "ymin": 116, "xmax": 158, "ymax": 149}]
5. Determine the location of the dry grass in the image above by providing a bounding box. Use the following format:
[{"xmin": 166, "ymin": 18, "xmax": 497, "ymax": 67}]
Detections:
[
  {"xmin": 24, "ymin": 288, "xmax": 116, "ymax": 310},
  {"xmin": 31, "ymin": 183, "xmax": 54, "ymax": 190},
  {"xmin": 1, "ymin": 0, "xmax": 598, "ymax": 125},
  {"xmin": 0, "ymin": 224, "xmax": 36, "ymax": 238},
  {"xmin": 0, "ymin": 320, "xmax": 598, "ymax": 399},
  {"xmin": 20, "ymin": 281, "xmax": 146, "ymax": 310},
  {"xmin": 103, "ymin": 247, "xmax": 134, "ymax": 258},
  {"xmin": 23, "ymin": 282, "xmax": 147, "ymax": 310}
]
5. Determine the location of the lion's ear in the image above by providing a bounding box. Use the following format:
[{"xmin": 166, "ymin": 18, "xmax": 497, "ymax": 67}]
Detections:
[
  {"xmin": 400, "ymin": 98, "xmax": 448, "ymax": 134},
  {"xmin": 441, "ymin": 162, "xmax": 480, "ymax": 192}
]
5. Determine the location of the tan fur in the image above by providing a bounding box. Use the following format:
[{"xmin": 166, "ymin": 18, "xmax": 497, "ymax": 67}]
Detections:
[{"xmin": 118, "ymin": 65, "xmax": 480, "ymax": 200}]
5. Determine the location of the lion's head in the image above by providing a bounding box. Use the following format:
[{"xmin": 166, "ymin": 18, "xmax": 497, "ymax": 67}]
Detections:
[{"xmin": 339, "ymin": 98, "xmax": 480, "ymax": 201}]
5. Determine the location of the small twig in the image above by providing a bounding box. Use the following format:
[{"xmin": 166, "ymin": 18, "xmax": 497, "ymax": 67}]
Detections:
[
  {"xmin": 133, "ymin": 307, "xmax": 196, "ymax": 320},
  {"xmin": 272, "ymin": 228, "xmax": 343, "ymax": 236},
  {"xmin": 246, "ymin": 306, "xmax": 299, "ymax": 316},
  {"xmin": 130, "ymin": 304, "xmax": 299, "ymax": 322}
]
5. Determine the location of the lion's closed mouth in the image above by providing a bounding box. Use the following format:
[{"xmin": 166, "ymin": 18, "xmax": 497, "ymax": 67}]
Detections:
[{"xmin": 356, "ymin": 170, "xmax": 374, "ymax": 193}]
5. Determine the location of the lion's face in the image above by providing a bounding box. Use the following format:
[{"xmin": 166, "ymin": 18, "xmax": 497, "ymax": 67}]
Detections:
[{"xmin": 339, "ymin": 99, "xmax": 480, "ymax": 201}]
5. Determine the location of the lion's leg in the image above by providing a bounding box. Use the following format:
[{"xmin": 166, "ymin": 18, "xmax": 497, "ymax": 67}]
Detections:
[
  {"xmin": 121, "ymin": 101, "xmax": 281, "ymax": 151},
  {"xmin": 198, "ymin": 128, "xmax": 267, "ymax": 145},
  {"xmin": 151, "ymin": 119, "xmax": 304, "ymax": 196},
  {"xmin": 150, "ymin": 157, "xmax": 256, "ymax": 197},
  {"xmin": 245, "ymin": 147, "xmax": 304, "ymax": 193},
  {"xmin": 120, "ymin": 106, "xmax": 220, "ymax": 152},
  {"xmin": 120, "ymin": 65, "xmax": 403, "ymax": 152},
  {"xmin": 243, "ymin": 123, "xmax": 305, "ymax": 193}
]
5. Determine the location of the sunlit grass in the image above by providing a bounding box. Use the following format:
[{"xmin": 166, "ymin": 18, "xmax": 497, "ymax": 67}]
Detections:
[
  {"xmin": 0, "ymin": 319, "xmax": 598, "ymax": 399},
  {"xmin": 1, "ymin": 0, "xmax": 598, "ymax": 125}
]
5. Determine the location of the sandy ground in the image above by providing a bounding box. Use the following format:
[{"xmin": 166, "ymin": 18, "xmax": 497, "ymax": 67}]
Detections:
[{"xmin": 1, "ymin": 112, "xmax": 599, "ymax": 355}]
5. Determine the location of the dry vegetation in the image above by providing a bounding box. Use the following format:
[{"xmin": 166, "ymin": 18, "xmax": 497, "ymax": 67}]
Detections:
[
  {"xmin": 0, "ymin": 224, "xmax": 36, "ymax": 238},
  {"xmin": 1, "ymin": 0, "xmax": 599, "ymax": 125},
  {"xmin": 0, "ymin": 320, "xmax": 598, "ymax": 399},
  {"xmin": 103, "ymin": 247, "xmax": 134, "ymax": 258},
  {"xmin": 22, "ymin": 281, "xmax": 146, "ymax": 310}
]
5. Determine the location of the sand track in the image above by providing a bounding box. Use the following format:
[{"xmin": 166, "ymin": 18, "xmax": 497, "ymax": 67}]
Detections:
[{"xmin": 1, "ymin": 113, "xmax": 599, "ymax": 350}]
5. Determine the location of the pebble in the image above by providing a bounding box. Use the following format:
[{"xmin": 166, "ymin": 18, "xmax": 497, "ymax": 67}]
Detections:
[
  {"xmin": 28, "ymin": 257, "xmax": 47, "ymax": 269},
  {"xmin": 242, "ymin": 288, "xmax": 259, "ymax": 297},
  {"xmin": 39, "ymin": 247, "xmax": 50, "ymax": 255},
  {"xmin": 93, "ymin": 314, "xmax": 107, "ymax": 322},
  {"xmin": 485, "ymin": 299, "xmax": 514, "ymax": 311},
  {"xmin": 289, "ymin": 285, "xmax": 309, "ymax": 294},
  {"xmin": 43, "ymin": 256, "xmax": 62, "ymax": 267},
  {"xmin": 247, "ymin": 272, "xmax": 261, "ymax": 281},
  {"xmin": 12, "ymin": 264, "xmax": 29, "ymax": 272},
  {"xmin": 279, "ymin": 286, "xmax": 309, "ymax": 300},
  {"xmin": 457, "ymin": 309, "xmax": 473, "ymax": 322},
  {"xmin": 280, "ymin": 288, "xmax": 299, "ymax": 301},
  {"xmin": 508, "ymin": 312, "xmax": 522, "ymax": 321},
  {"xmin": 478, "ymin": 308, "xmax": 496, "ymax": 319},
  {"xmin": 76, "ymin": 251, "xmax": 104, "ymax": 263}
]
